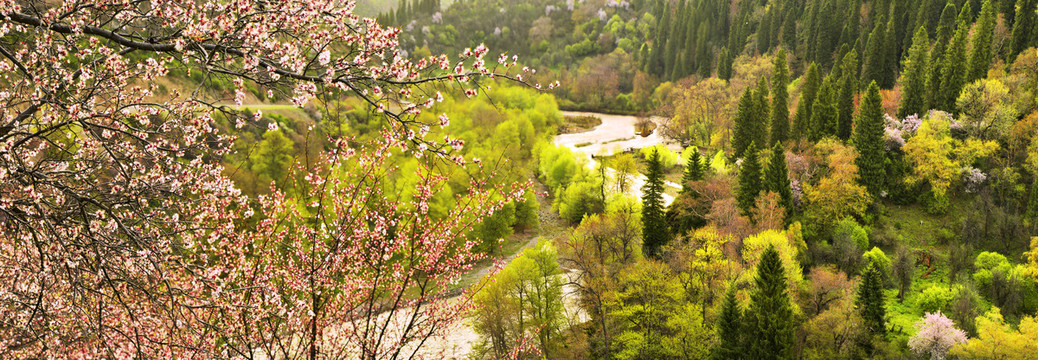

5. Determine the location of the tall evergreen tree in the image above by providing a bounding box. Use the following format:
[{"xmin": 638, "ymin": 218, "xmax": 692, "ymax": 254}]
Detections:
[
  {"xmin": 792, "ymin": 63, "xmax": 821, "ymax": 140},
  {"xmin": 837, "ymin": 50, "xmax": 860, "ymax": 141},
  {"xmin": 713, "ymin": 286, "xmax": 744, "ymax": 360},
  {"xmin": 649, "ymin": 0, "xmax": 671, "ymax": 76},
  {"xmin": 737, "ymin": 142, "xmax": 764, "ymax": 216},
  {"xmin": 1011, "ymin": 0, "xmax": 1038, "ymax": 58},
  {"xmin": 744, "ymin": 245, "xmax": 795, "ymax": 359},
  {"xmin": 764, "ymin": 143, "xmax": 793, "ymax": 213},
  {"xmin": 898, "ymin": 26, "xmax": 931, "ymax": 118},
  {"xmin": 642, "ymin": 149, "xmax": 669, "ymax": 259},
  {"xmin": 858, "ymin": 262, "xmax": 887, "ymax": 336},
  {"xmin": 926, "ymin": 2, "xmax": 958, "ymax": 109},
  {"xmin": 733, "ymin": 87, "xmax": 758, "ymax": 159},
  {"xmin": 681, "ymin": 147, "xmax": 705, "ymax": 194},
  {"xmin": 771, "ymin": 49, "xmax": 791, "ymax": 145},
  {"xmin": 968, "ymin": 0, "xmax": 996, "ymax": 82},
  {"xmin": 854, "ymin": 81, "xmax": 887, "ymax": 199},
  {"xmin": 809, "ymin": 75, "xmax": 838, "ymax": 141},
  {"xmin": 862, "ymin": 21, "xmax": 889, "ymax": 89},
  {"xmin": 935, "ymin": 3, "xmax": 972, "ymax": 111},
  {"xmin": 754, "ymin": 76, "xmax": 771, "ymax": 145},
  {"xmin": 718, "ymin": 46, "xmax": 733, "ymax": 80},
  {"xmin": 1027, "ymin": 177, "xmax": 1038, "ymax": 222}
]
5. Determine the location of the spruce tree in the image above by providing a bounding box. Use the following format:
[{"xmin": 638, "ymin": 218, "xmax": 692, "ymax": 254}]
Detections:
[
  {"xmin": 898, "ymin": 26, "xmax": 931, "ymax": 118},
  {"xmin": 1011, "ymin": 0, "xmax": 1038, "ymax": 58},
  {"xmin": 754, "ymin": 76, "xmax": 771, "ymax": 147},
  {"xmin": 744, "ymin": 245, "xmax": 795, "ymax": 359},
  {"xmin": 642, "ymin": 149, "xmax": 669, "ymax": 259},
  {"xmin": 713, "ymin": 286, "xmax": 744, "ymax": 360},
  {"xmin": 926, "ymin": 2, "xmax": 958, "ymax": 109},
  {"xmin": 858, "ymin": 262, "xmax": 887, "ymax": 336},
  {"xmin": 718, "ymin": 46, "xmax": 733, "ymax": 80},
  {"xmin": 936, "ymin": 3, "xmax": 971, "ymax": 111},
  {"xmin": 968, "ymin": 0, "xmax": 996, "ymax": 82},
  {"xmin": 1028, "ymin": 177, "xmax": 1038, "ymax": 222},
  {"xmin": 681, "ymin": 147, "xmax": 704, "ymax": 194},
  {"xmin": 837, "ymin": 50, "xmax": 859, "ymax": 141},
  {"xmin": 854, "ymin": 81, "xmax": 887, "ymax": 199},
  {"xmin": 737, "ymin": 141, "xmax": 764, "ymax": 216},
  {"xmin": 732, "ymin": 87, "xmax": 757, "ymax": 159},
  {"xmin": 771, "ymin": 49, "xmax": 790, "ymax": 146},
  {"xmin": 792, "ymin": 63, "xmax": 821, "ymax": 140},
  {"xmin": 764, "ymin": 143, "xmax": 793, "ymax": 213},
  {"xmin": 862, "ymin": 21, "xmax": 888, "ymax": 89},
  {"xmin": 809, "ymin": 76, "xmax": 838, "ymax": 141}
]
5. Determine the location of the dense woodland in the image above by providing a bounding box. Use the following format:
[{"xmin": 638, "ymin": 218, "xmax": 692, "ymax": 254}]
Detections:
[
  {"xmin": 369, "ymin": 0, "xmax": 1038, "ymax": 358},
  {"xmin": 3, "ymin": 0, "xmax": 1038, "ymax": 359}
]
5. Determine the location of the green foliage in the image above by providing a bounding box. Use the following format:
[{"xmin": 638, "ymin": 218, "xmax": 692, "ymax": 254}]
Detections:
[
  {"xmin": 835, "ymin": 218, "xmax": 869, "ymax": 251},
  {"xmin": 737, "ymin": 142, "xmax": 764, "ymax": 216},
  {"xmin": 642, "ymin": 149, "xmax": 669, "ymax": 258},
  {"xmin": 968, "ymin": 0, "xmax": 996, "ymax": 82},
  {"xmin": 744, "ymin": 245, "xmax": 796, "ymax": 359},
  {"xmin": 935, "ymin": 4, "xmax": 972, "ymax": 111},
  {"xmin": 862, "ymin": 20, "xmax": 890, "ymax": 89},
  {"xmin": 917, "ymin": 285, "xmax": 954, "ymax": 314},
  {"xmin": 793, "ymin": 63, "xmax": 821, "ymax": 140},
  {"xmin": 640, "ymin": 144, "xmax": 679, "ymax": 168},
  {"xmin": 471, "ymin": 201, "xmax": 515, "ymax": 254},
  {"xmin": 809, "ymin": 75, "xmax": 838, "ymax": 141},
  {"xmin": 764, "ymin": 143, "xmax": 792, "ymax": 214},
  {"xmin": 681, "ymin": 147, "xmax": 705, "ymax": 191},
  {"xmin": 770, "ymin": 49, "xmax": 790, "ymax": 146},
  {"xmin": 853, "ymin": 81, "xmax": 887, "ymax": 199},
  {"xmin": 858, "ymin": 262, "xmax": 887, "ymax": 336},
  {"xmin": 836, "ymin": 50, "xmax": 860, "ymax": 141},
  {"xmin": 733, "ymin": 87, "xmax": 760, "ymax": 159},
  {"xmin": 712, "ymin": 286, "xmax": 743, "ymax": 360},
  {"xmin": 1011, "ymin": 0, "xmax": 1038, "ymax": 57},
  {"xmin": 899, "ymin": 26, "xmax": 931, "ymax": 118}
]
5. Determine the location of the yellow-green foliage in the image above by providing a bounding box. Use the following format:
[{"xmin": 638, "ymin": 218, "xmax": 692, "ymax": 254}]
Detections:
[{"xmin": 742, "ymin": 230, "xmax": 805, "ymax": 293}]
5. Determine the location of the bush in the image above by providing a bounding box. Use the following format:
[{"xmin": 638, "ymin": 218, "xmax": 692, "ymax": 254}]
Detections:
[{"xmin": 917, "ymin": 285, "xmax": 954, "ymax": 314}]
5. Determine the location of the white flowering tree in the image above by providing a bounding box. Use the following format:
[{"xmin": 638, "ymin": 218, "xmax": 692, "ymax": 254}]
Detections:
[
  {"xmin": 0, "ymin": 0, "xmax": 540, "ymax": 358},
  {"xmin": 908, "ymin": 311, "xmax": 968, "ymax": 360}
]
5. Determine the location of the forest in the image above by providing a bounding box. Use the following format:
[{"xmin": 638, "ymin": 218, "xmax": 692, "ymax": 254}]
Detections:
[{"xmin": 1, "ymin": 0, "xmax": 1038, "ymax": 359}]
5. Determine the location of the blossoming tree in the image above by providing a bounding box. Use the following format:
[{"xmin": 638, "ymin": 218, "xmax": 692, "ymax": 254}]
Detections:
[{"xmin": 0, "ymin": 0, "xmax": 537, "ymax": 358}]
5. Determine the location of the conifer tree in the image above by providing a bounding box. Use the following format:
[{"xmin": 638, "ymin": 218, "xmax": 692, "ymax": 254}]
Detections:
[
  {"xmin": 718, "ymin": 46, "xmax": 733, "ymax": 80},
  {"xmin": 771, "ymin": 49, "xmax": 790, "ymax": 146},
  {"xmin": 898, "ymin": 26, "xmax": 931, "ymax": 118},
  {"xmin": 754, "ymin": 76, "xmax": 771, "ymax": 145},
  {"xmin": 862, "ymin": 21, "xmax": 889, "ymax": 89},
  {"xmin": 936, "ymin": 4, "xmax": 972, "ymax": 111},
  {"xmin": 926, "ymin": 2, "xmax": 958, "ymax": 109},
  {"xmin": 642, "ymin": 149, "xmax": 669, "ymax": 259},
  {"xmin": 809, "ymin": 76, "xmax": 838, "ymax": 141},
  {"xmin": 737, "ymin": 142, "xmax": 764, "ymax": 216},
  {"xmin": 765, "ymin": 143, "xmax": 793, "ymax": 213},
  {"xmin": 713, "ymin": 286, "xmax": 744, "ymax": 360},
  {"xmin": 858, "ymin": 262, "xmax": 887, "ymax": 336},
  {"xmin": 681, "ymin": 147, "xmax": 705, "ymax": 194},
  {"xmin": 793, "ymin": 63, "xmax": 821, "ymax": 140},
  {"xmin": 837, "ymin": 50, "xmax": 859, "ymax": 141},
  {"xmin": 1027, "ymin": 177, "xmax": 1038, "ymax": 222},
  {"xmin": 649, "ymin": 0, "xmax": 671, "ymax": 76},
  {"xmin": 744, "ymin": 245, "xmax": 795, "ymax": 359},
  {"xmin": 968, "ymin": 0, "xmax": 996, "ymax": 82},
  {"xmin": 733, "ymin": 87, "xmax": 758, "ymax": 159},
  {"xmin": 854, "ymin": 81, "xmax": 887, "ymax": 199},
  {"xmin": 1011, "ymin": 0, "xmax": 1038, "ymax": 58}
]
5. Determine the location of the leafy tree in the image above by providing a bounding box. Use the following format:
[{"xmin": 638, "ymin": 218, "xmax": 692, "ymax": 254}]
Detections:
[
  {"xmin": 903, "ymin": 111, "xmax": 999, "ymax": 213},
  {"xmin": 744, "ymin": 245, "xmax": 795, "ymax": 359},
  {"xmin": 956, "ymin": 79, "xmax": 1018, "ymax": 140},
  {"xmin": 858, "ymin": 262, "xmax": 887, "ymax": 336},
  {"xmin": 853, "ymin": 81, "xmax": 887, "ymax": 199},
  {"xmin": 793, "ymin": 63, "xmax": 821, "ymax": 140},
  {"xmin": 836, "ymin": 50, "xmax": 860, "ymax": 141},
  {"xmin": 968, "ymin": 0, "xmax": 996, "ymax": 82},
  {"xmin": 951, "ymin": 309, "xmax": 1038, "ymax": 359},
  {"xmin": 802, "ymin": 284, "xmax": 865, "ymax": 359},
  {"xmin": 642, "ymin": 149, "xmax": 669, "ymax": 258},
  {"xmin": 737, "ymin": 141, "xmax": 764, "ymax": 216},
  {"xmin": 893, "ymin": 247, "xmax": 915, "ymax": 303},
  {"xmin": 1011, "ymin": 0, "xmax": 1038, "ymax": 58},
  {"xmin": 771, "ymin": 49, "xmax": 791, "ymax": 145},
  {"xmin": 713, "ymin": 286, "xmax": 744, "ymax": 359},
  {"xmin": 899, "ymin": 26, "xmax": 931, "ymax": 118},
  {"xmin": 804, "ymin": 140, "xmax": 871, "ymax": 235},
  {"xmin": 764, "ymin": 143, "xmax": 793, "ymax": 214},
  {"xmin": 908, "ymin": 311, "xmax": 968, "ymax": 360}
]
